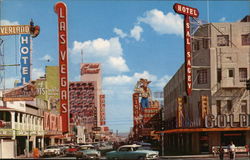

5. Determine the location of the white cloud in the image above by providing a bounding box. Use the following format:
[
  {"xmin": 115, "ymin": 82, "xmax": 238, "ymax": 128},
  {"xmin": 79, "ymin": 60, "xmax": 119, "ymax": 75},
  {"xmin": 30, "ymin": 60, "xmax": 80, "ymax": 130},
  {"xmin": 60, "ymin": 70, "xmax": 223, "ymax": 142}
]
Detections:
[
  {"xmin": 130, "ymin": 25, "xmax": 143, "ymax": 41},
  {"xmin": 113, "ymin": 28, "xmax": 127, "ymax": 38},
  {"xmin": 71, "ymin": 37, "xmax": 129, "ymax": 74},
  {"xmin": 152, "ymin": 75, "xmax": 172, "ymax": 88},
  {"xmin": 138, "ymin": 9, "xmax": 183, "ymax": 36},
  {"xmin": 219, "ymin": 17, "xmax": 226, "ymax": 22},
  {"xmin": 106, "ymin": 56, "xmax": 129, "ymax": 73},
  {"xmin": 0, "ymin": 19, "xmax": 19, "ymax": 25},
  {"xmin": 40, "ymin": 54, "xmax": 53, "ymax": 61},
  {"xmin": 32, "ymin": 68, "xmax": 45, "ymax": 80},
  {"xmin": 103, "ymin": 70, "xmax": 168, "ymax": 89}
]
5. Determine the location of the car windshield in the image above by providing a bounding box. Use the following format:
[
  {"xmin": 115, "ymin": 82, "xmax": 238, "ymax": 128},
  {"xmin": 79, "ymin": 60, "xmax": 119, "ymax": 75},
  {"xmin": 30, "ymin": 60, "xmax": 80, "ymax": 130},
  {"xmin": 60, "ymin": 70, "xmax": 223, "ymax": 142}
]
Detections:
[
  {"xmin": 80, "ymin": 146, "xmax": 95, "ymax": 150},
  {"xmin": 46, "ymin": 146, "xmax": 58, "ymax": 149},
  {"xmin": 135, "ymin": 146, "xmax": 152, "ymax": 150}
]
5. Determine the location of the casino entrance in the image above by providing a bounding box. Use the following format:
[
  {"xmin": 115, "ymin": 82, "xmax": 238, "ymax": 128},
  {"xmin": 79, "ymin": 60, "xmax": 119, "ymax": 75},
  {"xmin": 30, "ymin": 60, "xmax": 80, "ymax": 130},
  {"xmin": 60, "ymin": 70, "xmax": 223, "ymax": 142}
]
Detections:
[{"xmin": 221, "ymin": 131, "xmax": 246, "ymax": 146}]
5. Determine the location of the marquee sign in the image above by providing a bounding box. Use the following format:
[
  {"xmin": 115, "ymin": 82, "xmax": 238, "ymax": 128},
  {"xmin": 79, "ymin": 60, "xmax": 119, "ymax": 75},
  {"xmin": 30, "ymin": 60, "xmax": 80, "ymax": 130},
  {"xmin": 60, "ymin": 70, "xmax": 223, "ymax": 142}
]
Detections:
[
  {"xmin": 54, "ymin": 2, "xmax": 69, "ymax": 133},
  {"xmin": 173, "ymin": 3, "xmax": 199, "ymax": 96}
]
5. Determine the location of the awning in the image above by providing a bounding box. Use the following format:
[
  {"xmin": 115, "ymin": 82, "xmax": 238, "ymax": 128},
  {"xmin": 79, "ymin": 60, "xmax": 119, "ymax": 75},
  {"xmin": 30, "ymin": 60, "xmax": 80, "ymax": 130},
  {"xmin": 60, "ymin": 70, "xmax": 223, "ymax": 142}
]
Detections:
[{"xmin": 156, "ymin": 127, "xmax": 250, "ymax": 134}]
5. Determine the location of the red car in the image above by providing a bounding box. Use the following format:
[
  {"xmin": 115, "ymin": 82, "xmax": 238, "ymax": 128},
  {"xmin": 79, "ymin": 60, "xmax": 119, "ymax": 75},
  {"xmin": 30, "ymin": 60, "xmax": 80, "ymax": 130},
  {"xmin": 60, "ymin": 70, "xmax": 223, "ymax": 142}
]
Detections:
[{"xmin": 65, "ymin": 145, "xmax": 80, "ymax": 157}]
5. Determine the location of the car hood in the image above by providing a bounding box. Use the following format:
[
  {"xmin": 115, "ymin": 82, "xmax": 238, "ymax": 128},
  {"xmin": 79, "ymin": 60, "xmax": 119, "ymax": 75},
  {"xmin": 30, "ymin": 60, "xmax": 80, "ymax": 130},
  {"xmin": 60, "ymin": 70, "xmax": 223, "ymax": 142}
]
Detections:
[{"xmin": 44, "ymin": 148, "xmax": 60, "ymax": 152}]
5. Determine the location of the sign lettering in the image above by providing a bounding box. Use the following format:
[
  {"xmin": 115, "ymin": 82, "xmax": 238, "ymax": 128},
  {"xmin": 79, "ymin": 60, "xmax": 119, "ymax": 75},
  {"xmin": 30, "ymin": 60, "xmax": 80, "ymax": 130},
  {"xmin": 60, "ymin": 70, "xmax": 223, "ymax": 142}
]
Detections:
[
  {"xmin": 55, "ymin": 2, "xmax": 69, "ymax": 133},
  {"xmin": 173, "ymin": 3, "xmax": 199, "ymax": 96}
]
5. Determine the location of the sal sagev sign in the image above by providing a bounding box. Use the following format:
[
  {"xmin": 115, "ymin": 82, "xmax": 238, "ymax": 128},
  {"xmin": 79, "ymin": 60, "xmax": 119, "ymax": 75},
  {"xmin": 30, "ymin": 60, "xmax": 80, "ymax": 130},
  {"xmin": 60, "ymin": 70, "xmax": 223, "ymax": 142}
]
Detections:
[
  {"xmin": 205, "ymin": 114, "xmax": 250, "ymax": 128},
  {"xmin": 173, "ymin": 3, "xmax": 199, "ymax": 96},
  {"xmin": 54, "ymin": 2, "xmax": 69, "ymax": 133}
]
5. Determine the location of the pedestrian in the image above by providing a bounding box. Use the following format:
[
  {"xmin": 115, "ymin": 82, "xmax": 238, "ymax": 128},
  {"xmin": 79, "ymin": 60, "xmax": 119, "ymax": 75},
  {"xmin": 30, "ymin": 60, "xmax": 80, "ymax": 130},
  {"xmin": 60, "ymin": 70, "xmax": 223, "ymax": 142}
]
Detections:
[
  {"xmin": 228, "ymin": 141, "xmax": 236, "ymax": 160},
  {"xmin": 219, "ymin": 145, "xmax": 224, "ymax": 160}
]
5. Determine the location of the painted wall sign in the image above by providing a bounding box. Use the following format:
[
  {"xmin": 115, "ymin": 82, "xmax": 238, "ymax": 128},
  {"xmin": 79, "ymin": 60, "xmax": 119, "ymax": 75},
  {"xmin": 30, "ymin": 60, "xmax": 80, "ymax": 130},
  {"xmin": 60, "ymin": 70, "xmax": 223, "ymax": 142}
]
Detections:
[
  {"xmin": 18, "ymin": 34, "xmax": 31, "ymax": 86},
  {"xmin": 3, "ymin": 83, "xmax": 37, "ymax": 101},
  {"xmin": 54, "ymin": 2, "xmax": 69, "ymax": 133},
  {"xmin": 205, "ymin": 114, "xmax": 250, "ymax": 128},
  {"xmin": 0, "ymin": 25, "xmax": 30, "ymax": 35},
  {"xmin": 173, "ymin": 3, "xmax": 199, "ymax": 96}
]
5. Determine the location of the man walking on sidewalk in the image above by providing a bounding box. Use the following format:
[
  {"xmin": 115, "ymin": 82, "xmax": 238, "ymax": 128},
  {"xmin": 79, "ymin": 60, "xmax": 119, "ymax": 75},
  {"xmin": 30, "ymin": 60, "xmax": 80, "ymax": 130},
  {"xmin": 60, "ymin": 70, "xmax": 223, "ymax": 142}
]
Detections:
[{"xmin": 228, "ymin": 141, "xmax": 236, "ymax": 160}]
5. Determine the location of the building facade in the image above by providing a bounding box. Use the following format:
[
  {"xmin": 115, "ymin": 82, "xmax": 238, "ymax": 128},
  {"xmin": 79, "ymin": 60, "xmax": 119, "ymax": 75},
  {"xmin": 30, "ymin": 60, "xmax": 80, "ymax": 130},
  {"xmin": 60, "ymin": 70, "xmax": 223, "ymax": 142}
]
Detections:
[{"xmin": 162, "ymin": 16, "xmax": 250, "ymax": 154}]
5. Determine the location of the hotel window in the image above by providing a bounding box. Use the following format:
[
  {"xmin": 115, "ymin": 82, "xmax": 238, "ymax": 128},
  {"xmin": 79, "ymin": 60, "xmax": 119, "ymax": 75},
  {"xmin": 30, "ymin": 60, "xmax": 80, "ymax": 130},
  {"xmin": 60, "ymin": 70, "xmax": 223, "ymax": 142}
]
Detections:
[
  {"xmin": 241, "ymin": 100, "xmax": 247, "ymax": 113},
  {"xmin": 216, "ymin": 100, "xmax": 221, "ymax": 115},
  {"xmin": 197, "ymin": 69, "xmax": 208, "ymax": 84},
  {"xmin": 239, "ymin": 68, "xmax": 247, "ymax": 82},
  {"xmin": 217, "ymin": 35, "xmax": 229, "ymax": 46},
  {"xmin": 228, "ymin": 69, "xmax": 234, "ymax": 78},
  {"xmin": 203, "ymin": 38, "xmax": 209, "ymax": 49},
  {"xmin": 217, "ymin": 69, "xmax": 222, "ymax": 83},
  {"xmin": 241, "ymin": 34, "xmax": 250, "ymax": 45},
  {"xmin": 193, "ymin": 40, "xmax": 200, "ymax": 50},
  {"xmin": 227, "ymin": 100, "xmax": 232, "ymax": 112}
]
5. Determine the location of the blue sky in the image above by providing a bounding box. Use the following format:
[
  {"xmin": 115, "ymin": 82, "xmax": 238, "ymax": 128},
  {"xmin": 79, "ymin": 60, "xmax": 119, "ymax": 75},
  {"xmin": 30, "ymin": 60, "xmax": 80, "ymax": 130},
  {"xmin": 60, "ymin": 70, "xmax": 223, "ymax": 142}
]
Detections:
[{"xmin": 0, "ymin": 0, "xmax": 249, "ymax": 133}]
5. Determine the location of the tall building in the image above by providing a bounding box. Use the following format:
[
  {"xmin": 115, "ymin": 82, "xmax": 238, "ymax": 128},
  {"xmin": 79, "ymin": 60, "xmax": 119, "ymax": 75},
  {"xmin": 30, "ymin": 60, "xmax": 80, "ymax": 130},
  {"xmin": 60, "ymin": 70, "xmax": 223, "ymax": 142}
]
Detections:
[
  {"xmin": 80, "ymin": 63, "xmax": 105, "ymax": 128},
  {"xmin": 162, "ymin": 16, "xmax": 250, "ymax": 154}
]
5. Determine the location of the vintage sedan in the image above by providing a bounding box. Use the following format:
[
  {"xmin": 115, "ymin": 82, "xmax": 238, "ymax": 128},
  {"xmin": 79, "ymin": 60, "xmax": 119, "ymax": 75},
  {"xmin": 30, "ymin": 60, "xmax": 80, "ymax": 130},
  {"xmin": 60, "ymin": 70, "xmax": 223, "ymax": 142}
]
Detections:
[
  {"xmin": 106, "ymin": 144, "xmax": 159, "ymax": 160},
  {"xmin": 75, "ymin": 144, "xmax": 101, "ymax": 160},
  {"xmin": 43, "ymin": 146, "xmax": 61, "ymax": 157}
]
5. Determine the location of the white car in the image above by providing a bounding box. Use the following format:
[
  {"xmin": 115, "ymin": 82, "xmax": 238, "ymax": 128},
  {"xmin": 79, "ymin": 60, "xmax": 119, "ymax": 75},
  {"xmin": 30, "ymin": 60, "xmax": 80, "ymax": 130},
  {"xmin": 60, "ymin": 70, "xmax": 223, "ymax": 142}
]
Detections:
[{"xmin": 43, "ymin": 146, "xmax": 61, "ymax": 157}]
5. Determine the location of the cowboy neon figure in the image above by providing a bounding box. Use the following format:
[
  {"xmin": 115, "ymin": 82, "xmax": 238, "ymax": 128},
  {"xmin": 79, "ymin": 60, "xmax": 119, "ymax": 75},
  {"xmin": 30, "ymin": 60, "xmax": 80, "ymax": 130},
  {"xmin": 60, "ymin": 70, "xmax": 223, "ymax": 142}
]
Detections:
[{"xmin": 134, "ymin": 78, "xmax": 152, "ymax": 108}]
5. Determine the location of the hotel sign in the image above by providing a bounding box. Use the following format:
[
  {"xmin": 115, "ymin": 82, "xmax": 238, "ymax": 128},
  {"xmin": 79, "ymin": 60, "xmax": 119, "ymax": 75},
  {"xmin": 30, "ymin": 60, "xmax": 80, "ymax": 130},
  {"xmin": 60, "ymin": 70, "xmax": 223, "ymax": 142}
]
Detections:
[
  {"xmin": 17, "ymin": 34, "xmax": 31, "ymax": 86},
  {"xmin": 173, "ymin": 3, "xmax": 199, "ymax": 96},
  {"xmin": 55, "ymin": 2, "xmax": 69, "ymax": 133},
  {"xmin": 81, "ymin": 63, "xmax": 100, "ymax": 75},
  {"xmin": 0, "ymin": 25, "xmax": 30, "ymax": 35},
  {"xmin": 205, "ymin": 114, "xmax": 250, "ymax": 128}
]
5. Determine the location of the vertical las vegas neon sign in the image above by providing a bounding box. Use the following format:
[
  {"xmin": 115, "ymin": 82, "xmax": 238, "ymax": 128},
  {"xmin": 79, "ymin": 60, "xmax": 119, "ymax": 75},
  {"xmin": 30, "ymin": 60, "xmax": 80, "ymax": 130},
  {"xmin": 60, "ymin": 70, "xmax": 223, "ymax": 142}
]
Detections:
[
  {"xmin": 54, "ymin": 2, "xmax": 69, "ymax": 133},
  {"xmin": 173, "ymin": 3, "xmax": 199, "ymax": 96}
]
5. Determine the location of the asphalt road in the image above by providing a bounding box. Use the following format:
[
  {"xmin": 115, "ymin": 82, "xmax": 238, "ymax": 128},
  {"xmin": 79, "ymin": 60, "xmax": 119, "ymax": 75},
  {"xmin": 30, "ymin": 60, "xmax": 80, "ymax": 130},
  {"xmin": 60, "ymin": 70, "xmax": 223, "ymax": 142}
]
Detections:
[{"xmin": 41, "ymin": 156, "xmax": 250, "ymax": 160}]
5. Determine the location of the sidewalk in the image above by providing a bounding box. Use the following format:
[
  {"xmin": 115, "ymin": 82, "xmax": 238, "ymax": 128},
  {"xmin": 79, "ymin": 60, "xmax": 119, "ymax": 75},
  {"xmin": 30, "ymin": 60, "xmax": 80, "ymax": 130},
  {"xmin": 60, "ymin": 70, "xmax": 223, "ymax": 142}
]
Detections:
[{"xmin": 160, "ymin": 153, "xmax": 250, "ymax": 159}]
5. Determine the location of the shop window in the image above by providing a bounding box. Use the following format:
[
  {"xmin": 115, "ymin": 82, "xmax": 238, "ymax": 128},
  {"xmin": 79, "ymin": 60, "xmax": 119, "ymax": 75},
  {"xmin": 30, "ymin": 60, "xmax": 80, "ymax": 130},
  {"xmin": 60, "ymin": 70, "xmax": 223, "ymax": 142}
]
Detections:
[
  {"xmin": 217, "ymin": 100, "xmax": 221, "ymax": 115},
  {"xmin": 239, "ymin": 68, "xmax": 247, "ymax": 82},
  {"xmin": 228, "ymin": 69, "xmax": 234, "ymax": 78},
  {"xmin": 197, "ymin": 69, "xmax": 208, "ymax": 84},
  {"xmin": 241, "ymin": 100, "xmax": 247, "ymax": 113},
  {"xmin": 217, "ymin": 35, "xmax": 229, "ymax": 46},
  {"xmin": 241, "ymin": 34, "xmax": 250, "ymax": 45}
]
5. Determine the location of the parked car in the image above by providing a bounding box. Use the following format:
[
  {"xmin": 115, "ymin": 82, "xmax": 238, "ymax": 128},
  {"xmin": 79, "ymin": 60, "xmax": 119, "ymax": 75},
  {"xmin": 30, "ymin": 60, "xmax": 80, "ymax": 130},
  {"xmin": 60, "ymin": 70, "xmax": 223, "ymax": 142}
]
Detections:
[
  {"xmin": 43, "ymin": 145, "xmax": 61, "ymax": 157},
  {"xmin": 106, "ymin": 144, "xmax": 159, "ymax": 160},
  {"xmin": 65, "ymin": 145, "xmax": 80, "ymax": 157},
  {"xmin": 75, "ymin": 144, "xmax": 101, "ymax": 160}
]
